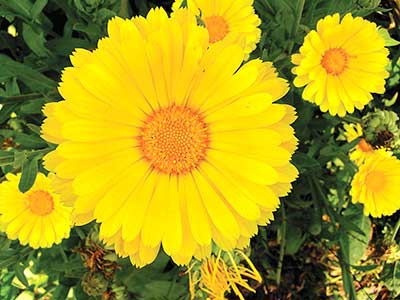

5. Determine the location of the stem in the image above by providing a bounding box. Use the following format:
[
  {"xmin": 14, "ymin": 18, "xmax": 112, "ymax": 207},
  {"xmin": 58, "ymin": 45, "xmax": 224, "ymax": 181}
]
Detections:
[
  {"xmin": 343, "ymin": 115, "xmax": 362, "ymax": 124},
  {"xmin": 288, "ymin": 0, "xmax": 305, "ymax": 54},
  {"xmin": 0, "ymin": 93, "xmax": 43, "ymax": 104},
  {"xmin": 391, "ymin": 217, "xmax": 400, "ymax": 243},
  {"xmin": 119, "ymin": 0, "xmax": 130, "ymax": 18},
  {"xmin": 276, "ymin": 202, "xmax": 286, "ymax": 285}
]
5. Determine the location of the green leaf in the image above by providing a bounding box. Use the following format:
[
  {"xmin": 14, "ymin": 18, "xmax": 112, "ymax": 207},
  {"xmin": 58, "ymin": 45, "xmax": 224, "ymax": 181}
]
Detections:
[
  {"xmin": 51, "ymin": 285, "xmax": 70, "ymax": 300},
  {"xmin": 22, "ymin": 23, "xmax": 51, "ymax": 57},
  {"xmin": 378, "ymin": 27, "xmax": 400, "ymax": 47},
  {"xmin": 342, "ymin": 205, "xmax": 371, "ymax": 265},
  {"xmin": 0, "ymin": 0, "xmax": 32, "ymax": 20},
  {"xmin": 31, "ymin": 0, "xmax": 48, "ymax": 20},
  {"xmin": 14, "ymin": 133, "xmax": 48, "ymax": 149},
  {"xmin": 0, "ymin": 151, "xmax": 14, "ymax": 167},
  {"xmin": 0, "ymin": 55, "xmax": 57, "ymax": 93},
  {"xmin": 14, "ymin": 264, "xmax": 29, "ymax": 288},
  {"xmin": 0, "ymin": 103, "xmax": 19, "ymax": 125},
  {"xmin": 381, "ymin": 262, "xmax": 400, "ymax": 297},
  {"xmin": 18, "ymin": 158, "xmax": 39, "ymax": 192}
]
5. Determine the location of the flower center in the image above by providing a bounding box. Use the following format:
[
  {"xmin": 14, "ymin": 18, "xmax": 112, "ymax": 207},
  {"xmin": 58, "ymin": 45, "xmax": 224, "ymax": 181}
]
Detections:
[
  {"xmin": 138, "ymin": 105, "xmax": 209, "ymax": 175},
  {"xmin": 365, "ymin": 170, "xmax": 386, "ymax": 193},
  {"xmin": 321, "ymin": 48, "xmax": 349, "ymax": 75},
  {"xmin": 26, "ymin": 190, "xmax": 54, "ymax": 216},
  {"xmin": 204, "ymin": 16, "xmax": 229, "ymax": 43}
]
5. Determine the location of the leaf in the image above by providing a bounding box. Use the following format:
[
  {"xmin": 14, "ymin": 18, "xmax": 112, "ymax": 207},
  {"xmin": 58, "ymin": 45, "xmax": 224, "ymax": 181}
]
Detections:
[
  {"xmin": 51, "ymin": 285, "xmax": 70, "ymax": 300},
  {"xmin": 0, "ymin": 55, "xmax": 57, "ymax": 93},
  {"xmin": 14, "ymin": 133, "xmax": 48, "ymax": 149},
  {"xmin": 18, "ymin": 158, "xmax": 39, "ymax": 192},
  {"xmin": 31, "ymin": 0, "xmax": 48, "ymax": 20},
  {"xmin": 14, "ymin": 264, "xmax": 29, "ymax": 288},
  {"xmin": 381, "ymin": 262, "xmax": 400, "ymax": 297},
  {"xmin": 22, "ymin": 23, "xmax": 51, "ymax": 57},
  {"xmin": 0, "ymin": 151, "xmax": 14, "ymax": 167},
  {"xmin": 378, "ymin": 27, "xmax": 400, "ymax": 47},
  {"xmin": 0, "ymin": 103, "xmax": 19, "ymax": 125},
  {"xmin": 342, "ymin": 205, "xmax": 372, "ymax": 265},
  {"xmin": 0, "ymin": 0, "xmax": 32, "ymax": 20},
  {"xmin": 351, "ymin": 264, "xmax": 378, "ymax": 272}
]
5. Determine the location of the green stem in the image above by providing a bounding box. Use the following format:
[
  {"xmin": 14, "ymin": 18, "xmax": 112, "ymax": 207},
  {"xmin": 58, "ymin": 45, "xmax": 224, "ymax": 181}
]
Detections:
[
  {"xmin": 343, "ymin": 115, "xmax": 362, "ymax": 124},
  {"xmin": 119, "ymin": 0, "xmax": 130, "ymax": 18},
  {"xmin": 276, "ymin": 202, "xmax": 286, "ymax": 285},
  {"xmin": 288, "ymin": 0, "xmax": 305, "ymax": 54},
  {"xmin": 0, "ymin": 93, "xmax": 43, "ymax": 104},
  {"xmin": 391, "ymin": 217, "xmax": 400, "ymax": 243}
]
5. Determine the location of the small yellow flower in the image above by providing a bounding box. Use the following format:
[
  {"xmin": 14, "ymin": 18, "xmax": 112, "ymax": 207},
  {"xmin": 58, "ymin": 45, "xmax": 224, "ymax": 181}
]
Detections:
[
  {"xmin": 172, "ymin": 0, "xmax": 261, "ymax": 57},
  {"xmin": 188, "ymin": 249, "xmax": 262, "ymax": 300},
  {"xmin": 343, "ymin": 123, "xmax": 374, "ymax": 165},
  {"xmin": 351, "ymin": 151, "xmax": 400, "ymax": 217},
  {"xmin": 0, "ymin": 173, "xmax": 71, "ymax": 248},
  {"xmin": 292, "ymin": 13, "xmax": 389, "ymax": 116}
]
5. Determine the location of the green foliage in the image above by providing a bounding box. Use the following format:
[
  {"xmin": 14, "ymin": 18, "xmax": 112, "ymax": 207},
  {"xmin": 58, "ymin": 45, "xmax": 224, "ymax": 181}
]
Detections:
[{"xmin": 0, "ymin": 0, "xmax": 399, "ymax": 299}]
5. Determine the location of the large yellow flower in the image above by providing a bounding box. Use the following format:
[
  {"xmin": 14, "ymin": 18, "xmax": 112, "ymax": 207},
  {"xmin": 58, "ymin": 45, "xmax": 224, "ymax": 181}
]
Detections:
[
  {"xmin": 292, "ymin": 13, "xmax": 389, "ymax": 117},
  {"xmin": 41, "ymin": 8, "xmax": 298, "ymax": 267},
  {"xmin": 351, "ymin": 152, "xmax": 400, "ymax": 217},
  {"xmin": 0, "ymin": 173, "xmax": 71, "ymax": 248},
  {"xmin": 172, "ymin": 0, "xmax": 261, "ymax": 57}
]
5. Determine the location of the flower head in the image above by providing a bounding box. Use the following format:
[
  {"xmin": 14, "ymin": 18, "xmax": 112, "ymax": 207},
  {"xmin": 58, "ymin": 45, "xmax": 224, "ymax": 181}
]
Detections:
[
  {"xmin": 188, "ymin": 249, "xmax": 262, "ymax": 300},
  {"xmin": 351, "ymin": 151, "xmax": 400, "ymax": 217},
  {"xmin": 292, "ymin": 13, "xmax": 389, "ymax": 116},
  {"xmin": 343, "ymin": 123, "xmax": 374, "ymax": 165},
  {"xmin": 0, "ymin": 173, "xmax": 71, "ymax": 248},
  {"xmin": 172, "ymin": 0, "xmax": 261, "ymax": 57},
  {"xmin": 41, "ymin": 8, "xmax": 298, "ymax": 267}
]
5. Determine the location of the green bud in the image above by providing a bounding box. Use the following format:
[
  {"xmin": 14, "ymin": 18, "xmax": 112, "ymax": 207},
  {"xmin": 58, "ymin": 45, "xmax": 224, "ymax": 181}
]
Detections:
[
  {"xmin": 81, "ymin": 272, "xmax": 108, "ymax": 296},
  {"xmin": 362, "ymin": 109, "xmax": 400, "ymax": 149}
]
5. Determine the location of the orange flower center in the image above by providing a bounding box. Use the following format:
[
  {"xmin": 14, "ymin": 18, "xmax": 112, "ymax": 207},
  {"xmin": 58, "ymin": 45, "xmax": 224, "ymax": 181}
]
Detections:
[
  {"xmin": 138, "ymin": 105, "xmax": 209, "ymax": 175},
  {"xmin": 26, "ymin": 190, "xmax": 54, "ymax": 216},
  {"xmin": 358, "ymin": 139, "xmax": 373, "ymax": 153},
  {"xmin": 321, "ymin": 48, "xmax": 349, "ymax": 75},
  {"xmin": 365, "ymin": 170, "xmax": 386, "ymax": 193},
  {"xmin": 204, "ymin": 16, "xmax": 229, "ymax": 43}
]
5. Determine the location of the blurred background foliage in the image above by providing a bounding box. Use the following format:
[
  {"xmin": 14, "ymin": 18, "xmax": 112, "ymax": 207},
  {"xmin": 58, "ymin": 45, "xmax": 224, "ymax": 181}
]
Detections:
[{"xmin": 0, "ymin": 0, "xmax": 399, "ymax": 299}]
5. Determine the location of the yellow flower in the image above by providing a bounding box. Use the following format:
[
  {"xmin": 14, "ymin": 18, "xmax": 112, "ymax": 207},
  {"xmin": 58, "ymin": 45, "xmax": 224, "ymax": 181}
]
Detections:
[
  {"xmin": 344, "ymin": 123, "xmax": 363, "ymax": 143},
  {"xmin": 292, "ymin": 13, "xmax": 389, "ymax": 117},
  {"xmin": 351, "ymin": 151, "xmax": 400, "ymax": 217},
  {"xmin": 188, "ymin": 249, "xmax": 262, "ymax": 300},
  {"xmin": 41, "ymin": 8, "xmax": 298, "ymax": 267},
  {"xmin": 0, "ymin": 173, "xmax": 71, "ymax": 248},
  {"xmin": 343, "ymin": 123, "xmax": 374, "ymax": 165},
  {"xmin": 172, "ymin": 0, "xmax": 261, "ymax": 57}
]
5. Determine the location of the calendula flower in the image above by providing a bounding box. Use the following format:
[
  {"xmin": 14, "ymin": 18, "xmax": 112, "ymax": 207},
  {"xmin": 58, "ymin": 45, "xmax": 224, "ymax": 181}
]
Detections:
[
  {"xmin": 350, "ymin": 151, "xmax": 400, "ymax": 217},
  {"xmin": 188, "ymin": 249, "xmax": 262, "ymax": 300},
  {"xmin": 292, "ymin": 13, "xmax": 389, "ymax": 117},
  {"xmin": 41, "ymin": 8, "xmax": 298, "ymax": 267},
  {"xmin": 343, "ymin": 123, "xmax": 374, "ymax": 165},
  {"xmin": 172, "ymin": 0, "xmax": 261, "ymax": 57},
  {"xmin": 0, "ymin": 173, "xmax": 71, "ymax": 248}
]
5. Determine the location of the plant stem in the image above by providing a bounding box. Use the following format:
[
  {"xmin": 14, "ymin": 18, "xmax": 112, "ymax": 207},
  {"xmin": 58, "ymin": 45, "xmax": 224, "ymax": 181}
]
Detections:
[
  {"xmin": 119, "ymin": 0, "xmax": 130, "ymax": 18},
  {"xmin": 288, "ymin": 0, "xmax": 305, "ymax": 54},
  {"xmin": 391, "ymin": 217, "xmax": 400, "ymax": 243},
  {"xmin": 276, "ymin": 202, "xmax": 286, "ymax": 285},
  {"xmin": 343, "ymin": 115, "xmax": 362, "ymax": 123}
]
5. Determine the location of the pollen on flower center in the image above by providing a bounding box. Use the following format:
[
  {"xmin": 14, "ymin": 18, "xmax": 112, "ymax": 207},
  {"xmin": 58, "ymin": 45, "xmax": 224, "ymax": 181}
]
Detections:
[
  {"xmin": 321, "ymin": 48, "xmax": 349, "ymax": 75},
  {"xmin": 204, "ymin": 15, "xmax": 230, "ymax": 43},
  {"xmin": 138, "ymin": 105, "xmax": 209, "ymax": 175},
  {"xmin": 26, "ymin": 190, "xmax": 54, "ymax": 216},
  {"xmin": 365, "ymin": 170, "xmax": 386, "ymax": 192}
]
